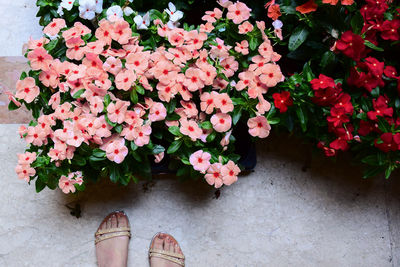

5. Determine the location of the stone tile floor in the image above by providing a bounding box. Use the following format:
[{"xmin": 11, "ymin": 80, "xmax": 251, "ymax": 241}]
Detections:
[{"xmin": 1, "ymin": 122, "xmax": 400, "ymax": 266}]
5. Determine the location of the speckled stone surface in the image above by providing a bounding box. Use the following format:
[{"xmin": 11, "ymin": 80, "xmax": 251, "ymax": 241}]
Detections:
[
  {"xmin": 1, "ymin": 124, "xmax": 399, "ymax": 267},
  {"xmin": 0, "ymin": 0, "xmax": 42, "ymax": 56}
]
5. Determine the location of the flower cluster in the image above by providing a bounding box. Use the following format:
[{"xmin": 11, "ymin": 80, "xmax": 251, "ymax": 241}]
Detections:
[
  {"xmin": 268, "ymin": 0, "xmax": 400, "ymax": 178},
  {"xmin": 10, "ymin": 1, "xmax": 283, "ymax": 193}
]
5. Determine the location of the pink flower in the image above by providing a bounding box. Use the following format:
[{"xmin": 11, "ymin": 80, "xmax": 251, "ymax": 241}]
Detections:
[
  {"xmin": 15, "ymin": 164, "xmax": 36, "ymax": 182},
  {"xmin": 107, "ymin": 100, "xmax": 129, "ymax": 124},
  {"xmin": 154, "ymin": 152, "xmax": 165, "ymax": 163},
  {"xmin": 181, "ymin": 101, "xmax": 198, "ymax": 118},
  {"xmin": 202, "ymin": 8, "xmax": 222, "ymax": 23},
  {"xmin": 43, "ymin": 18, "xmax": 66, "ymax": 36},
  {"xmin": 48, "ymin": 92, "xmax": 60, "ymax": 110},
  {"xmin": 105, "ymin": 137, "xmax": 128, "ymax": 163},
  {"xmin": 215, "ymin": 93, "xmax": 234, "ymax": 113},
  {"xmin": 258, "ymin": 41, "xmax": 273, "ymax": 61},
  {"xmin": 134, "ymin": 124, "xmax": 152, "ymax": 147},
  {"xmin": 27, "ymin": 37, "xmax": 49, "ymax": 50},
  {"xmin": 89, "ymin": 96, "xmax": 104, "ymax": 115},
  {"xmin": 221, "ymin": 56, "xmax": 239, "ymax": 78},
  {"xmin": 96, "ymin": 19, "xmax": 113, "ymax": 45},
  {"xmin": 236, "ymin": 71, "xmax": 254, "ymax": 91},
  {"xmin": 58, "ymin": 175, "xmax": 76, "ymax": 194},
  {"xmin": 238, "ymin": 21, "xmax": 254, "ymax": 34},
  {"xmin": 126, "ymin": 52, "xmax": 150, "ymax": 75},
  {"xmin": 227, "ymin": 2, "xmax": 251, "ymax": 24},
  {"xmin": 247, "ymin": 116, "xmax": 271, "ymax": 138},
  {"xmin": 115, "ymin": 69, "xmax": 136, "ymax": 91},
  {"xmin": 94, "ymin": 115, "xmax": 112, "ymax": 138},
  {"xmin": 210, "ymin": 113, "xmax": 232, "ymax": 133},
  {"xmin": 111, "ymin": 19, "xmax": 132, "ymax": 44},
  {"xmin": 189, "ymin": 150, "xmax": 211, "ymax": 173},
  {"xmin": 183, "ymin": 67, "xmax": 205, "ymax": 92},
  {"xmin": 15, "ymin": 77, "xmax": 40, "ymax": 103},
  {"xmin": 66, "ymin": 37, "xmax": 86, "ymax": 60},
  {"xmin": 25, "ymin": 126, "xmax": 47, "ymax": 146},
  {"xmin": 258, "ymin": 64, "xmax": 283, "ymax": 87},
  {"xmin": 204, "ymin": 163, "xmax": 223, "ymax": 188},
  {"xmin": 27, "ymin": 48, "xmax": 53, "ymax": 71},
  {"xmin": 221, "ymin": 160, "xmax": 240, "ymax": 185},
  {"xmin": 234, "ymin": 40, "xmax": 249, "ymax": 55},
  {"xmin": 17, "ymin": 152, "xmax": 37, "ymax": 165},
  {"xmin": 180, "ymin": 119, "xmax": 202, "ymax": 140},
  {"xmin": 200, "ymin": 91, "xmax": 218, "ymax": 114},
  {"xmin": 149, "ymin": 102, "xmax": 167, "ymax": 122}
]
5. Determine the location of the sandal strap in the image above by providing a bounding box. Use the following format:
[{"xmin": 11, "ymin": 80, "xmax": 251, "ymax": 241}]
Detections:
[
  {"xmin": 149, "ymin": 252, "xmax": 185, "ymax": 266},
  {"xmin": 95, "ymin": 227, "xmax": 131, "ymax": 236},
  {"xmin": 149, "ymin": 248, "xmax": 185, "ymax": 259},
  {"xmin": 95, "ymin": 231, "xmax": 131, "ymax": 245}
]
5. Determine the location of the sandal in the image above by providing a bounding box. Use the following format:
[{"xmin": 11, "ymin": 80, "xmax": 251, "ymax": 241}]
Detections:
[
  {"xmin": 94, "ymin": 211, "xmax": 131, "ymax": 245},
  {"xmin": 149, "ymin": 233, "xmax": 185, "ymax": 266}
]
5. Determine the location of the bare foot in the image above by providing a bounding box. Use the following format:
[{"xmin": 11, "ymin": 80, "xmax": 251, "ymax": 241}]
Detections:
[
  {"xmin": 95, "ymin": 211, "xmax": 130, "ymax": 267},
  {"xmin": 149, "ymin": 233, "xmax": 185, "ymax": 267}
]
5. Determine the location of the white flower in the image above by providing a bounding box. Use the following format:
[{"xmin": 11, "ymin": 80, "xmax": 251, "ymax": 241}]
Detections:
[
  {"xmin": 134, "ymin": 12, "xmax": 150, "ymax": 30},
  {"xmin": 60, "ymin": 0, "xmax": 74, "ymax": 11},
  {"xmin": 167, "ymin": 20, "xmax": 180, "ymax": 29},
  {"xmin": 165, "ymin": 2, "xmax": 183, "ymax": 22},
  {"xmin": 95, "ymin": 0, "xmax": 103, "ymax": 13},
  {"xmin": 57, "ymin": 5, "xmax": 64, "ymax": 16},
  {"xmin": 272, "ymin": 20, "xmax": 283, "ymax": 30},
  {"xmin": 123, "ymin": 7, "xmax": 134, "ymax": 16},
  {"xmin": 107, "ymin": 5, "xmax": 123, "ymax": 22},
  {"xmin": 79, "ymin": 0, "xmax": 96, "ymax": 20}
]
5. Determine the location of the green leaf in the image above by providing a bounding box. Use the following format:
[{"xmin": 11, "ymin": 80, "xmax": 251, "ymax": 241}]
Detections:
[
  {"xmin": 267, "ymin": 117, "xmax": 280, "ymax": 125},
  {"xmin": 92, "ymin": 149, "xmax": 106, "ymax": 158},
  {"xmin": 200, "ymin": 121, "xmax": 213, "ymax": 129},
  {"xmin": 206, "ymin": 131, "xmax": 216, "ymax": 142},
  {"xmin": 130, "ymin": 88, "xmax": 138, "ymax": 104},
  {"xmin": 377, "ymin": 116, "xmax": 391, "ymax": 132},
  {"xmin": 371, "ymin": 87, "xmax": 380, "ymax": 98},
  {"xmin": 44, "ymin": 39, "xmax": 58, "ymax": 51},
  {"xmin": 167, "ymin": 139, "xmax": 183, "ymax": 154},
  {"xmin": 320, "ymin": 51, "xmax": 336, "ymax": 71},
  {"xmin": 115, "ymin": 124, "xmax": 123, "ymax": 133},
  {"xmin": 104, "ymin": 94, "xmax": 111, "ymax": 107},
  {"xmin": 20, "ymin": 71, "xmax": 27, "ymax": 79},
  {"xmin": 249, "ymin": 36, "xmax": 259, "ymax": 51},
  {"xmin": 135, "ymin": 85, "xmax": 145, "ymax": 95},
  {"xmin": 72, "ymin": 155, "xmax": 86, "ymax": 166},
  {"xmin": 130, "ymin": 141, "xmax": 138, "ymax": 151},
  {"xmin": 72, "ymin": 89, "xmax": 85, "ymax": 99},
  {"xmin": 296, "ymin": 106, "xmax": 307, "ymax": 132},
  {"xmin": 289, "ymin": 26, "xmax": 309, "ymax": 51},
  {"xmin": 168, "ymin": 126, "xmax": 182, "ymax": 136},
  {"xmin": 302, "ymin": 62, "xmax": 314, "ymax": 82},
  {"xmin": 167, "ymin": 98, "xmax": 177, "ymax": 114},
  {"xmin": 8, "ymin": 100, "xmax": 20, "ymax": 111},
  {"xmin": 350, "ymin": 12, "xmax": 364, "ymax": 34},
  {"xmin": 232, "ymin": 107, "xmax": 242, "ymax": 125},
  {"xmin": 363, "ymin": 166, "xmax": 385, "ymax": 178},
  {"xmin": 105, "ymin": 114, "xmax": 117, "ymax": 127},
  {"xmin": 109, "ymin": 165, "xmax": 121, "ymax": 183},
  {"xmin": 364, "ymin": 40, "xmax": 384, "ymax": 52},
  {"xmin": 35, "ymin": 178, "xmax": 46, "ymax": 193}
]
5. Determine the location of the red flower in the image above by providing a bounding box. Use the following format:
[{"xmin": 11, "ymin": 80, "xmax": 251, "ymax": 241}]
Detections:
[
  {"xmin": 312, "ymin": 86, "xmax": 341, "ymax": 106},
  {"xmin": 381, "ymin": 20, "xmax": 400, "ymax": 41},
  {"xmin": 296, "ymin": 0, "xmax": 318, "ymax": 14},
  {"xmin": 272, "ymin": 91, "xmax": 293, "ymax": 113},
  {"xmin": 310, "ymin": 74, "xmax": 336, "ymax": 90},
  {"xmin": 364, "ymin": 57, "xmax": 384, "ymax": 77},
  {"xmin": 358, "ymin": 120, "xmax": 375, "ymax": 136},
  {"xmin": 336, "ymin": 31, "xmax": 365, "ymax": 61},
  {"xmin": 367, "ymin": 95, "xmax": 393, "ymax": 120},
  {"xmin": 384, "ymin": 66, "xmax": 399, "ymax": 79},
  {"xmin": 327, "ymin": 107, "xmax": 349, "ymax": 127},
  {"xmin": 329, "ymin": 138, "xmax": 349, "ymax": 151},
  {"xmin": 317, "ymin": 142, "xmax": 336, "ymax": 157},
  {"xmin": 334, "ymin": 93, "xmax": 353, "ymax": 113},
  {"xmin": 374, "ymin": 133, "xmax": 400, "ymax": 152}
]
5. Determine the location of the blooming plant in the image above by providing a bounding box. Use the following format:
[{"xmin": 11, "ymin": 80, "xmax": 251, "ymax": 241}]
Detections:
[
  {"xmin": 9, "ymin": 0, "xmax": 283, "ymax": 193},
  {"xmin": 266, "ymin": 0, "xmax": 400, "ymax": 178}
]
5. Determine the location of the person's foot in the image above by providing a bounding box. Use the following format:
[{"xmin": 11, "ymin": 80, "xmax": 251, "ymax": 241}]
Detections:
[
  {"xmin": 149, "ymin": 233, "xmax": 185, "ymax": 267},
  {"xmin": 95, "ymin": 211, "xmax": 131, "ymax": 267}
]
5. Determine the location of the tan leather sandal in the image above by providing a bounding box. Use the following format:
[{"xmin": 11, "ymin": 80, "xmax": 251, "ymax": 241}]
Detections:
[
  {"xmin": 149, "ymin": 233, "xmax": 185, "ymax": 266},
  {"xmin": 94, "ymin": 211, "xmax": 131, "ymax": 245}
]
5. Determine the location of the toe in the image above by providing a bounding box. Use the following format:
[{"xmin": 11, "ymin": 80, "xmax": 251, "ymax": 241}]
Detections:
[
  {"xmin": 116, "ymin": 212, "xmax": 129, "ymax": 228},
  {"xmin": 110, "ymin": 214, "xmax": 118, "ymax": 228},
  {"xmin": 152, "ymin": 233, "xmax": 165, "ymax": 250},
  {"xmin": 163, "ymin": 236, "xmax": 171, "ymax": 251}
]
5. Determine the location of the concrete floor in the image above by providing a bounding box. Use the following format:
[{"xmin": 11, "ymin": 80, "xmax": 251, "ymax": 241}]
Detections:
[
  {"xmin": 1, "ymin": 124, "xmax": 400, "ymax": 266},
  {"xmin": 1, "ymin": 1, "xmax": 400, "ymax": 266}
]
